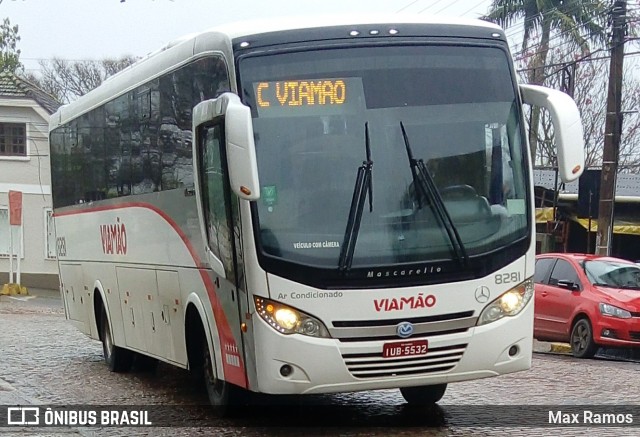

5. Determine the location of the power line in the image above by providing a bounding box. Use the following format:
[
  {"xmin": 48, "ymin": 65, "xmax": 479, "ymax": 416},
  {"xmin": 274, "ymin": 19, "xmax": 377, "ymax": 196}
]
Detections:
[
  {"xmin": 396, "ymin": 0, "xmax": 421, "ymax": 13},
  {"xmin": 492, "ymin": 1, "xmax": 616, "ymax": 54},
  {"xmin": 433, "ymin": 0, "xmax": 466, "ymax": 15},
  {"xmin": 512, "ymin": 28, "xmax": 610, "ymax": 64},
  {"xmin": 417, "ymin": 0, "xmax": 448, "ymax": 14},
  {"xmin": 458, "ymin": 0, "xmax": 490, "ymax": 17},
  {"xmin": 508, "ymin": 6, "xmax": 612, "ymax": 58}
]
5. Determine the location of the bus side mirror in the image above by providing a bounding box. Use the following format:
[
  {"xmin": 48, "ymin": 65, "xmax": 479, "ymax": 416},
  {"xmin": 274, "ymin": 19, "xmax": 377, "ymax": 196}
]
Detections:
[
  {"xmin": 519, "ymin": 84, "xmax": 585, "ymax": 183},
  {"xmin": 193, "ymin": 93, "xmax": 260, "ymax": 200}
]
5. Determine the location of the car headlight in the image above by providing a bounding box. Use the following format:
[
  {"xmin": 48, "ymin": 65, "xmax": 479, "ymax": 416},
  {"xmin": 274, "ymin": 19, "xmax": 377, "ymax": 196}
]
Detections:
[
  {"xmin": 254, "ymin": 297, "xmax": 331, "ymax": 338},
  {"xmin": 477, "ymin": 278, "xmax": 534, "ymax": 326},
  {"xmin": 599, "ymin": 303, "xmax": 631, "ymax": 319}
]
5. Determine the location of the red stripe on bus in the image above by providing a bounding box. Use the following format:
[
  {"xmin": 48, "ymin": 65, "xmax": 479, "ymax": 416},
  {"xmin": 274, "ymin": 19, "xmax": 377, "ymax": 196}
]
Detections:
[{"xmin": 55, "ymin": 202, "xmax": 248, "ymax": 388}]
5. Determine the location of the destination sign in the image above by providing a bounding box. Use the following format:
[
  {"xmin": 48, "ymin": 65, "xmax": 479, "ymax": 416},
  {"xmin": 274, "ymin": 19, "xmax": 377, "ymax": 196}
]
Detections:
[{"xmin": 252, "ymin": 77, "xmax": 364, "ymax": 118}]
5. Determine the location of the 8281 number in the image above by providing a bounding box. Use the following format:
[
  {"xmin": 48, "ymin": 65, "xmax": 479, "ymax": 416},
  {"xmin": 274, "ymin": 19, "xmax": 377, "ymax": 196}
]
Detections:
[{"xmin": 495, "ymin": 271, "xmax": 521, "ymax": 285}]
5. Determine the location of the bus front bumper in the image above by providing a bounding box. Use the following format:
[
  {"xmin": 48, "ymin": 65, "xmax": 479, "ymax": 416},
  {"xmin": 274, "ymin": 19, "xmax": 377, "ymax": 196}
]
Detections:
[{"xmin": 252, "ymin": 303, "xmax": 533, "ymax": 395}]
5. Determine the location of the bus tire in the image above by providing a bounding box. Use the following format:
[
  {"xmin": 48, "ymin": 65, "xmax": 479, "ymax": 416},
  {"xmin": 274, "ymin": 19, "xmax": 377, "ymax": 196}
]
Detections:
[
  {"xmin": 202, "ymin": 336, "xmax": 244, "ymax": 412},
  {"xmin": 101, "ymin": 310, "xmax": 133, "ymax": 373},
  {"xmin": 400, "ymin": 383, "xmax": 447, "ymax": 405}
]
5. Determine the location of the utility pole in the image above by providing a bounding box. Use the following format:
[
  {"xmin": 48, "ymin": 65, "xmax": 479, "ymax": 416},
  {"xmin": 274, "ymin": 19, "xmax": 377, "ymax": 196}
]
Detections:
[{"xmin": 596, "ymin": 0, "xmax": 627, "ymax": 255}]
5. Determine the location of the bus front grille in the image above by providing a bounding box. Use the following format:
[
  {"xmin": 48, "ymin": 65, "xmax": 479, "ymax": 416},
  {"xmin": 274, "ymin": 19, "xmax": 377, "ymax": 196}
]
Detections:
[
  {"xmin": 342, "ymin": 344, "xmax": 467, "ymax": 379},
  {"xmin": 329, "ymin": 311, "xmax": 477, "ymax": 342}
]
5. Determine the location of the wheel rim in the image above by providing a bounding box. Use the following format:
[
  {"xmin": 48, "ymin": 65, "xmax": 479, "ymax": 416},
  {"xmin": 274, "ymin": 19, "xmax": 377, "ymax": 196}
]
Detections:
[{"xmin": 572, "ymin": 322, "xmax": 589, "ymax": 353}]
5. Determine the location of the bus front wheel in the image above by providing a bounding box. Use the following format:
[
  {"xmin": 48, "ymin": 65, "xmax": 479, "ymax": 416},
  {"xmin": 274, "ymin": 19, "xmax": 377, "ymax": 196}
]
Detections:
[
  {"xmin": 202, "ymin": 336, "xmax": 244, "ymax": 411},
  {"xmin": 400, "ymin": 383, "xmax": 447, "ymax": 405},
  {"xmin": 100, "ymin": 310, "xmax": 133, "ymax": 372}
]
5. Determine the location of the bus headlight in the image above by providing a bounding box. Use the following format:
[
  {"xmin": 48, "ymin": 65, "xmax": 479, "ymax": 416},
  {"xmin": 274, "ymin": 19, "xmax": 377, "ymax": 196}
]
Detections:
[
  {"xmin": 477, "ymin": 279, "xmax": 533, "ymax": 326},
  {"xmin": 254, "ymin": 297, "xmax": 331, "ymax": 338}
]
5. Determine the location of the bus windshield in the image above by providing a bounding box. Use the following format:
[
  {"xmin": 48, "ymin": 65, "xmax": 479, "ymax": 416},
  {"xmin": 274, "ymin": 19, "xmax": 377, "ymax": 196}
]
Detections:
[{"xmin": 239, "ymin": 44, "xmax": 529, "ymax": 270}]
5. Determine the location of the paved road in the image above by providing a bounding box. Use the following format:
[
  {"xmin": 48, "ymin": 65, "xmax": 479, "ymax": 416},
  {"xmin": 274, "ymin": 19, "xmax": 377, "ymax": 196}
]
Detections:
[{"xmin": 1, "ymin": 290, "xmax": 639, "ymax": 436}]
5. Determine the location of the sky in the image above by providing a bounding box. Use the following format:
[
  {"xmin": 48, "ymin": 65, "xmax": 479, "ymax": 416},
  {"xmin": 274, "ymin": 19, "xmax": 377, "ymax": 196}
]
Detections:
[{"xmin": 0, "ymin": 0, "xmax": 495, "ymax": 74}]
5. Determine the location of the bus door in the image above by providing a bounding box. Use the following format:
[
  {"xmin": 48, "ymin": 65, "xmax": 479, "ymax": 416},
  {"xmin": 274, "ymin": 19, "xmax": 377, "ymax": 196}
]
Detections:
[{"xmin": 193, "ymin": 94, "xmax": 260, "ymax": 387}]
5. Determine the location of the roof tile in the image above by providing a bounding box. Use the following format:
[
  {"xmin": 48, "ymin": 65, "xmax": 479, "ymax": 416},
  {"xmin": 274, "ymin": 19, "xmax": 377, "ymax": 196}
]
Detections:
[{"xmin": 0, "ymin": 70, "xmax": 61, "ymax": 114}]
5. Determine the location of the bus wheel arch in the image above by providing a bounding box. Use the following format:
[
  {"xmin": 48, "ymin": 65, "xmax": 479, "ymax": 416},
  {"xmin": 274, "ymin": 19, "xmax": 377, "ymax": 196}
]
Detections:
[
  {"xmin": 93, "ymin": 288, "xmax": 106, "ymax": 343},
  {"xmin": 185, "ymin": 299, "xmax": 241, "ymax": 410},
  {"xmin": 185, "ymin": 303, "xmax": 207, "ymax": 378},
  {"xmin": 94, "ymin": 286, "xmax": 133, "ymax": 372}
]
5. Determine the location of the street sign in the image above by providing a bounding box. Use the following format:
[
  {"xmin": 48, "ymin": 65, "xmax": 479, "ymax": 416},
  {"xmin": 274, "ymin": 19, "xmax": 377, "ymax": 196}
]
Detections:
[
  {"xmin": 8, "ymin": 190, "xmax": 22, "ymax": 226},
  {"xmin": 7, "ymin": 190, "xmax": 23, "ymax": 286}
]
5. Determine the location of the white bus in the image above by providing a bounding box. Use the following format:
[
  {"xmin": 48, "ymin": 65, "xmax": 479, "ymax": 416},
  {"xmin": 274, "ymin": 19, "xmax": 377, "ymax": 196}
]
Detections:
[{"xmin": 49, "ymin": 16, "xmax": 584, "ymax": 408}]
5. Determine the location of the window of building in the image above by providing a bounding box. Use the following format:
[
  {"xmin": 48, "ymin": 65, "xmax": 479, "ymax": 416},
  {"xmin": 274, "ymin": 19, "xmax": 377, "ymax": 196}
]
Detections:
[{"xmin": 0, "ymin": 123, "xmax": 27, "ymax": 156}]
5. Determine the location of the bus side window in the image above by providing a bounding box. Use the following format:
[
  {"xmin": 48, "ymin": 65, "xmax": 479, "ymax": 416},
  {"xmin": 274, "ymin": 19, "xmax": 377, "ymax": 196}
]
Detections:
[{"xmin": 199, "ymin": 123, "xmax": 235, "ymax": 281}]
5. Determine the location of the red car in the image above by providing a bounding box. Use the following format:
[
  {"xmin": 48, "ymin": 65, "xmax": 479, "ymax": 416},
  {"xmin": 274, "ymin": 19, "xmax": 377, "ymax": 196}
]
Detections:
[{"xmin": 534, "ymin": 253, "xmax": 640, "ymax": 358}]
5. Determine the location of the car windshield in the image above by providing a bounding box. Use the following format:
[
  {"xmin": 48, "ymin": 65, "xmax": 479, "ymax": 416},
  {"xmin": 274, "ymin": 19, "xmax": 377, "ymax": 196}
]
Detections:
[
  {"xmin": 239, "ymin": 44, "xmax": 529, "ymax": 269},
  {"xmin": 584, "ymin": 260, "xmax": 640, "ymax": 289}
]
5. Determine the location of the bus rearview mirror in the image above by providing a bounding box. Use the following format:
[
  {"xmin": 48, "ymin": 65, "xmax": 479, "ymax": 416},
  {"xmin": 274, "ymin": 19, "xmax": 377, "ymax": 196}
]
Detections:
[
  {"xmin": 193, "ymin": 94, "xmax": 260, "ymax": 200},
  {"xmin": 519, "ymin": 84, "xmax": 585, "ymax": 183}
]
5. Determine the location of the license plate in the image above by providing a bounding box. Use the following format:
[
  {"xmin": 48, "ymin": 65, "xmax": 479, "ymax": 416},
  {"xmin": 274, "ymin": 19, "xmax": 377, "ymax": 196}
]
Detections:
[{"xmin": 382, "ymin": 340, "xmax": 428, "ymax": 358}]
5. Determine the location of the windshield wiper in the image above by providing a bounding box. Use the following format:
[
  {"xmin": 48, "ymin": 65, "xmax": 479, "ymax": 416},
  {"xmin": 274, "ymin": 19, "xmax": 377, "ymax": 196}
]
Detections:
[
  {"xmin": 592, "ymin": 281, "xmax": 640, "ymax": 289},
  {"xmin": 400, "ymin": 122, "xmax": 469, "ymax": 267},
  {"xmin": 618, "ymin": 285, "xmax": 640, "ymax": 290},
  {"xmin": 339, "ymin": 122, "xmax": 373, "ymax": 272},
  {"xmin": 597, "ymin": 283, "xmax": 640, "ymax": 290}
]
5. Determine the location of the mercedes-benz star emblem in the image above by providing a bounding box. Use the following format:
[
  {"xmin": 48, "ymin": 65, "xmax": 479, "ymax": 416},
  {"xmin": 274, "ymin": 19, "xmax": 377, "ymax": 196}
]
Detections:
[
  {"xmin": 475, "ymin": 286, "xmax": 491, "ymax": 303},
  {"xmin": 396, "ymin": 321, "xmax": 414, "ymax": 338}
]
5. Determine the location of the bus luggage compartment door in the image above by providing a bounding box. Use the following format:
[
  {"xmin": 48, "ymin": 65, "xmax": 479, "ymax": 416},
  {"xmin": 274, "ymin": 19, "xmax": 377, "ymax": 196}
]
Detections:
[{"xmin": 59, "ymin": 263, "xmax": 91, "ymax": 334}]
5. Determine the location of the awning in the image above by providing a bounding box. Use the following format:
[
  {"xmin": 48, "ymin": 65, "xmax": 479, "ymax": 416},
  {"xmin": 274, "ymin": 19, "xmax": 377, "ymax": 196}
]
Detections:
[
  {"xmin": 535, "ymin": 207, "xmax": 640, "ymax": 236},
  {"xmin": 535, "ymin": 207, "xmax": 555, "ymax": 223},
  {"xmin": 571, "ymin": 217, "xmax": 640, "ymax": 236}
]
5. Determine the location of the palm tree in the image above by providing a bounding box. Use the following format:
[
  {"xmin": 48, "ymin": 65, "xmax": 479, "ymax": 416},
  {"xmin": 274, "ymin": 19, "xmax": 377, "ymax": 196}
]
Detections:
[{"xmin": 484, "ymin": 0, "xmax": 608, "ymax": 162}]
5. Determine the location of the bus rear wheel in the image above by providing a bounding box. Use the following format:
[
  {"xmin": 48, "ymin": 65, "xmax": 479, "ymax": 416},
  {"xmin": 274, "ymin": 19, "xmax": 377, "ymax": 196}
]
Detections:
[
  {"xmin": 100, "ymin": 310, "xmax": 133, "ymax": 373},
  {"xmin": 400, "ymin": 383, "xmax": 447, "ymax": 405}
]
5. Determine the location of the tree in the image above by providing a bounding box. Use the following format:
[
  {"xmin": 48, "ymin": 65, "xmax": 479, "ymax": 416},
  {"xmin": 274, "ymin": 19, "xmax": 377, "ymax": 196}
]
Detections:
[
  {"xmin": 0, "ymin": 17, "xmax": 20, "ymax": 72},
  {"xmin": 528, "ymin": 50, "xmax": 640, "ymax": 173},
  {"xmin": 25, "ymin": 56, "xmax": 138, "ymax": 103},
  {"xmin": 484, "ymin": 0, "xmax": 608, "ymax": 160}
]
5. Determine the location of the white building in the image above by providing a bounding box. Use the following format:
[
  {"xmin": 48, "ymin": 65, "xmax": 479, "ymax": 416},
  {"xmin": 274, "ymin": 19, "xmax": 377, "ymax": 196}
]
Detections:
[{"xmin": 0, "ymin": 71, "xmax": 60, "ymax": 289}]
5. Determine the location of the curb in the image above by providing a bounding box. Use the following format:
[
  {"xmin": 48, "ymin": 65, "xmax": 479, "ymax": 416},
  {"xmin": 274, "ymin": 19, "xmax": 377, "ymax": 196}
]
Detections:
[
  {"xmin": 549, "ymin": 343, "xmax": 572, "ymax": 354},
  {"xmin": 541, "ymin": 342, "xmax": 640, "ymax": 362}
]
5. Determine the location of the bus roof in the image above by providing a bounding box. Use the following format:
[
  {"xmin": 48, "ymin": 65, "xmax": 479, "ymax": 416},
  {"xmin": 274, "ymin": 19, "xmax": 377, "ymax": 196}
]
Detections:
[
  {"xmin": 49, "ymin": 15, "xmax": 504, "ymax": 129},
  {"xmin": 209, "ymin": 14, "xmax": 502, "ymax": 40}
]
